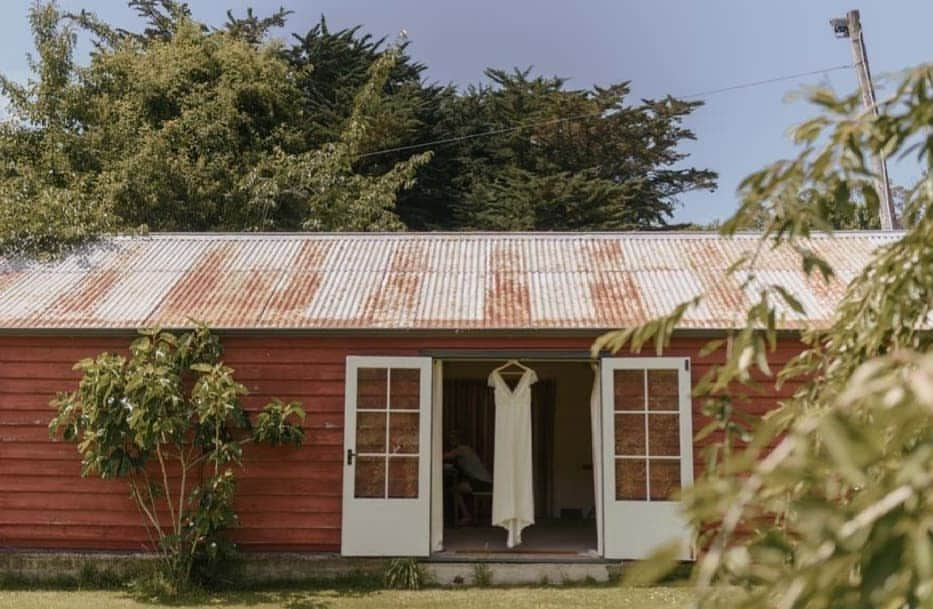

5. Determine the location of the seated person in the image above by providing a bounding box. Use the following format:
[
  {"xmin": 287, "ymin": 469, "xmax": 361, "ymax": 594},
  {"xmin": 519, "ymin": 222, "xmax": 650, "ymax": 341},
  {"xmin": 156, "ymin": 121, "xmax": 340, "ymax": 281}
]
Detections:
[{"xmin": 444, "ymin": 431, "xmax": 492, "ymax": 526}]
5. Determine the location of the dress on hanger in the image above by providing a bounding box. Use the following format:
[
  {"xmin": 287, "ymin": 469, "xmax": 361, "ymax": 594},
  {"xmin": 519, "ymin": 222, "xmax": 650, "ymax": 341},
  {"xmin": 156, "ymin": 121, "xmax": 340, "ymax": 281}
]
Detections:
[{"xmin": 489, "ymin": 365, "xmax": 538, "ymax": 549}]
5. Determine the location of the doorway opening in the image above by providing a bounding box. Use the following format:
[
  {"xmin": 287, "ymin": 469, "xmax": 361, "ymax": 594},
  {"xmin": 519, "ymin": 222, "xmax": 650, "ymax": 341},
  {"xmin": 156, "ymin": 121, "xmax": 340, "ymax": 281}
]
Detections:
[{"xmin": 436, "ymin": 360, "xmax": 599, "ymax": 558}]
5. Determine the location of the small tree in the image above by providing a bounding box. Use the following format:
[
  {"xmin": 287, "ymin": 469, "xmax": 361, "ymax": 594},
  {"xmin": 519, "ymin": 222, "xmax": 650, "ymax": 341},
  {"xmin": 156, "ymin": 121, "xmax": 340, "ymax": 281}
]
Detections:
[{"xmin": 49, "ymin": 325, "xmax": 305, "ymax": 593}]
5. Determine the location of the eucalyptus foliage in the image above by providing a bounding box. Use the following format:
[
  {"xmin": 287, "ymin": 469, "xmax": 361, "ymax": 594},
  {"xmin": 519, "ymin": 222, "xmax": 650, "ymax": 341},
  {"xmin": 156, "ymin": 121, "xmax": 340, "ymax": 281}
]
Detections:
[
  {"xmin": 597, "ymin": 64, "xmax": 933, "ymax": 608},
  {"xmin": 49, "ymin": 326, "xmax": 305, "ymax": 593}
]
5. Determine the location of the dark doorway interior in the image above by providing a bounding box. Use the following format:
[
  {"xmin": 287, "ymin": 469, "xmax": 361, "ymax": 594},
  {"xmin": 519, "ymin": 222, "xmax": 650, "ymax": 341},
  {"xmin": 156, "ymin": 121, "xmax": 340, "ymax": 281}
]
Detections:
[
  {"xmin": 441, "ymin": 361, "xmax": 597, "ymax": 556},
  {"xmin": 443, "ymin": 377, "xmax": 556, "ymax": 520}
]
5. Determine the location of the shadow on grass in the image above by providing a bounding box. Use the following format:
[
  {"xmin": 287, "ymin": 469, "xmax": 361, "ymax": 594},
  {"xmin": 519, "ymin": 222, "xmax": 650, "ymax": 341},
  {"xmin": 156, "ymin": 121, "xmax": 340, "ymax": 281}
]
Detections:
[
  {"xmin": 118, "ymin": 587, "xmax": 396, "ymax": 609},
  {"xmin": 128, "ymin": 590, "xmax": 334, "ymax": 609},
  {"xmin": 118, "ymin": 573, "xmax": 384, "ymax": 608}
]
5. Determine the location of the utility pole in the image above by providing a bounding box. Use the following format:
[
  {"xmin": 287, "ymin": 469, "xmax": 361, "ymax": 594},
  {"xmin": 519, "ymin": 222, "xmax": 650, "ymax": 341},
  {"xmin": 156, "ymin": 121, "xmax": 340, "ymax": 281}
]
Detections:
[{"xmin": 830, "ymin": 9, "xmax": 897, "ymax": 230}]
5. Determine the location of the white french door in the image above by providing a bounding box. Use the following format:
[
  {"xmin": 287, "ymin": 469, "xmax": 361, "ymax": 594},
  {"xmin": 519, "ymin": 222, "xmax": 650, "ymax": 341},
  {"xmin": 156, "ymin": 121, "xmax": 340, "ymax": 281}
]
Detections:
[
  {"xmin": 341, "ymin": 356, "xmax": 433, "ymax": 556},
  {"xmin": 600, "ymin": 357, "xmax": 693, "ymax": 560}
]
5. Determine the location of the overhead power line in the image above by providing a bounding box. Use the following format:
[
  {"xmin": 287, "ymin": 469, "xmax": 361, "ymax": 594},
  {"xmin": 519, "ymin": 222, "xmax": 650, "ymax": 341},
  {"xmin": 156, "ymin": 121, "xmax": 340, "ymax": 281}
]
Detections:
[
  {"xmin": 356, "ymin": 112, "xmax": 602, "ymax": 159},
  {"xmin": 678, "ymin": 64, "xmax": 852, "ymax": 100},
  {"xmin": 355, "ymin": 64, "xmax": 853, "ymax": 160}
]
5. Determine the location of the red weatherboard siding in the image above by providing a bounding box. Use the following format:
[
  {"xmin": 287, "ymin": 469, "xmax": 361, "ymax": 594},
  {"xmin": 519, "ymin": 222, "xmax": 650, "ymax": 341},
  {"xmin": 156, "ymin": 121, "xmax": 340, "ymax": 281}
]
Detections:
[{"xmin": 0, "ymin": 333, "xmax": 804, "ymax": 552}]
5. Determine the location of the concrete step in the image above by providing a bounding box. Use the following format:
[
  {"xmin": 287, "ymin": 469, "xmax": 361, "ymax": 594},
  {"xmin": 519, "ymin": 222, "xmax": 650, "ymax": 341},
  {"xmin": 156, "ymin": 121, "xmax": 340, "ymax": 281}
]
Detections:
[{"xmin": 425, "ymin": 561, "xmax": 621, "ymax": 586}]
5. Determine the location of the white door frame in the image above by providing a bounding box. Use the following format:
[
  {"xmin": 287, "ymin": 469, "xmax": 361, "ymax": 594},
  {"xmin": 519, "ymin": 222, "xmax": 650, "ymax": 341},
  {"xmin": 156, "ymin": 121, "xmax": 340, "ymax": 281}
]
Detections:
[
  {"xmin": 341, "ymin": 356, "xmax": 433, "ymax": 556},
  {"xmin": 600, "ymin": 357, "xmax": 693, "ymax": 560},
  {"xmin": 430, "ymin": 360, "xmax": 444, "ymax": 552}
]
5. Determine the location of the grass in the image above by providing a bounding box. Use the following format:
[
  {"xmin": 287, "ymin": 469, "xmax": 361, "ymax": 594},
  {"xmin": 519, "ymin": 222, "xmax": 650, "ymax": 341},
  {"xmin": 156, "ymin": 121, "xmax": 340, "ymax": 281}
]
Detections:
[{"xmin": 0, "ymin": 586, "xmax": 695, "ymax": 609}]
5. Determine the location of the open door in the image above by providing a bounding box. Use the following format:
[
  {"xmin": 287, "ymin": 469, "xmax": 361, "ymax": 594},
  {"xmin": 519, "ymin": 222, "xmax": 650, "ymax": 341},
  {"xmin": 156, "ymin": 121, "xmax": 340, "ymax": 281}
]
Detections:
[
  {"xmin": 342, "ymin": 356, "xmax": 433, "ymax": 556},
  {"xmin": 601, "ymin": 357, "xmax": 693, "ymax": 560}
]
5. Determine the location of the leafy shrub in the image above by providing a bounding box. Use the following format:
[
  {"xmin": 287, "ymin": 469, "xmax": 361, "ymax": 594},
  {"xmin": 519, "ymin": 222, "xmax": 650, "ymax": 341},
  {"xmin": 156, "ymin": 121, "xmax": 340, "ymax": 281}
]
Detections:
[{"xmin": 49, "ymin": 325, "xmax": 305, "ymax": 596}]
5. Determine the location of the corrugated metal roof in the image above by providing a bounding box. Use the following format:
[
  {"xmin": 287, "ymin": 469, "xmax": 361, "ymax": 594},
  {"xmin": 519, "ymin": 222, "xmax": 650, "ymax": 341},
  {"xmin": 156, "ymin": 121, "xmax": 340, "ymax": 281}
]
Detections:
[{"xmin": 0, "ymin": 232, "xmax": 900, "ymax": 331}]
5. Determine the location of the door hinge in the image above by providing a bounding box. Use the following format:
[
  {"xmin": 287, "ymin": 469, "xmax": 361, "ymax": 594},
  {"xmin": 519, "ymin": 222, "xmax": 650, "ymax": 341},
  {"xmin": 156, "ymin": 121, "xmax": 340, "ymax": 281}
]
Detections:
[
  {"xmin": 685, "ymin": 359, "xmax": 690, "ymax": 371},
  {"xmin": 346, "ymin": 449, "xmax": 355, "ymax": 466}
]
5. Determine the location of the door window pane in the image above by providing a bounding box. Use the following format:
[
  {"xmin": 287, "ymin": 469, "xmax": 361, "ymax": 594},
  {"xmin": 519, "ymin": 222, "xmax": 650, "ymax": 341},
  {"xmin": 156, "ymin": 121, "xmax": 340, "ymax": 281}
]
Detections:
[
  {"xmin": 612, "ymin": 365, "xmax": 686, "ymax": 503},
  {"xmin": 615, "ymin": 459, "xmax": 647, "ymax": 500},
  {"xmin": 613, "ymin": 370, "xmax": 644, "ymax": 410},
  {"xmin": 355, "ymin": 456, "xmax": 386, "ymax": 498},
  {"xmin": 388, "ymin": 457, "xmax": 419, "ymax": 498},
  {"xmin": 389, "ymin": 412, "xmax": 419, "ymax": 454},
  {"xmin": 353, "ymin": 365, "xmax": 422, "ymax": 501},
  {"xmin": 356, "ymin": 412, "xmax": 387, "ymax": 453},
  {"xmin": 614, "ymin": 413, "xmax": 645, "ymax": 455},
  {"xmin": 647, "ymin": 369, "xmax": 678, "ymax": 411},
  {"xmin": 390, "ymin": 368, "xmax": 420, "ymax": 410},
  {"xmin": 649, "ymin": 460, "xmax": 681, "ymax": 500},
  {"xmin": 648, "ymin": 414, "xmax": 680, "ymax": 456},
  {"xmin": 358, "ymin": 368, "xmax": 387, "ymax": 409}
]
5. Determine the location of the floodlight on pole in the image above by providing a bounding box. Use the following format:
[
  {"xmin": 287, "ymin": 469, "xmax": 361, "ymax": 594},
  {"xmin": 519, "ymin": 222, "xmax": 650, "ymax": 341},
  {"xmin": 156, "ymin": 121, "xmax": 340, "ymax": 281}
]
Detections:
[{"xmin": 829, "ymin": 17, "xmax": 850, "ymax": 38}]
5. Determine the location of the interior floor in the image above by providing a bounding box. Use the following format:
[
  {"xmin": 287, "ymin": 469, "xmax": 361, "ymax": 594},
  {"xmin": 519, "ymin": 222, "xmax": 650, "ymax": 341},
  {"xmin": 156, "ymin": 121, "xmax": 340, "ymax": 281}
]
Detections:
[{"xmin": 440, "ymin": 520, "xmax": 597, "ymax": 556}]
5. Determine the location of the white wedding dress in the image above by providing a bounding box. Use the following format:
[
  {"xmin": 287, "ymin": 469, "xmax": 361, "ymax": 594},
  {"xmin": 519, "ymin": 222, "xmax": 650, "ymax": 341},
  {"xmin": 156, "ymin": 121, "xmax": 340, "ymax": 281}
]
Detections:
[{"xmin": 489, "ymin": 367, "xmax": 538, "ymax": 548}]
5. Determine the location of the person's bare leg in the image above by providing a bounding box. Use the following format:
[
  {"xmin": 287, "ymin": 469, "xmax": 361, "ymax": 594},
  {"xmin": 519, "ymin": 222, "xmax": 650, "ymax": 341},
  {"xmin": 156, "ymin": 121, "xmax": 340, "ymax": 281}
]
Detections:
[{"xmin": 455, "ymin": 481, "xmax": 472, "ymax": 525}]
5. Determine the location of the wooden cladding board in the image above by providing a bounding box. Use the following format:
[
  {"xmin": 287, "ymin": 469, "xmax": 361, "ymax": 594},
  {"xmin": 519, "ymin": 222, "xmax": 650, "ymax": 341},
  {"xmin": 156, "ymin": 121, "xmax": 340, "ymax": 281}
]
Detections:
[{"xmin": 0, "ymin": 333, "xmax": 803, "ymax": 552}]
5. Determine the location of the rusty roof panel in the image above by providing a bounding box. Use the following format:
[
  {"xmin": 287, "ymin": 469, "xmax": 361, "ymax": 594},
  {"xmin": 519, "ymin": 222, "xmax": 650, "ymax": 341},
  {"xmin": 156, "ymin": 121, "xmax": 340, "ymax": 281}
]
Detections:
[{"xmin": 0, "ymin": 232, "xmax": 901, "ymax": 331}]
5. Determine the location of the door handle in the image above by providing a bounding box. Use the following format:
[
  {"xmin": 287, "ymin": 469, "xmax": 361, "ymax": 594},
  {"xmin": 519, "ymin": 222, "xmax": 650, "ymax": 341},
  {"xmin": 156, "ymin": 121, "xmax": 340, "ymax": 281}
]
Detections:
[{"xmin": 347, "ymin": 449, "xmax": 355, "ymax": 465}]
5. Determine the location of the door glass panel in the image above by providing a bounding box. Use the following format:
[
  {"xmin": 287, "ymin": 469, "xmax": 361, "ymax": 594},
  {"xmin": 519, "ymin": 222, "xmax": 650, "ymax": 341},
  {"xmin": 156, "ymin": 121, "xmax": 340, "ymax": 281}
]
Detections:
[
  {"xmin": 647, "ymin": 369, "xmax": 678, "ymax": 411},
  {"xmin": 613, "ymin": 370, "xmax": 644, "ymax": 410},
  {"xmin": 615, "ymin": 459, "xmax": 647, "ymax": 500},
  {"xmin": 358, "ymin": 368, "xmax": 388, "ymax": 409},
  {"xmin": 648, "ymin": 414, "xmax": 680, "ymax": 456},
  {"xmin": 356, "ymin": 412, "xmax": 387, "ymax": 453},
  {"xmin": 388, "ymin": 457, "xmax": 419, "ymax": 498},
  {"xmin": 614, "ymin": 413, "xmax": 645, "ymax": 455},
  {"xmin": 353, "ymin": 365, "xmax": 422, "ymax": 500},
  {"xmin": 389, "ymin": 412, "xmax": 419, "ymax": 454},
  {"xmin": 649, "ymin": 460, "xmax": 681, "ymax": 500},
  {"xmin": 355, "ymin": 456, "xmax": 386, "ymax": 498},
  {"xmin": 390, "ymin": 368, "xmax": 420, "ymax": 410},
  {"xmin": 612, "ymin": 365, "xmax": 685, "ymax": 503}
]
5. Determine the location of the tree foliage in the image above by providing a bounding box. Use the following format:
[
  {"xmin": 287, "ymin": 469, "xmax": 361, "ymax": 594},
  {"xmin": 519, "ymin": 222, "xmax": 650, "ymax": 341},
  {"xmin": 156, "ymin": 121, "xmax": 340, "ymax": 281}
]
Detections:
[
  {"xmin": 1, "ymin": 2, "xmax": 717, "ymax": 255},
  {"xmin": 49, "ymin": 326, "xmax": 305, "ymax": 593},
  {"xmin": 596, "ymin": 64, "xmax": 933, "ymax": 608},
  {"xmin": 285, "ymin": 17, "xmax": 453, "ymax": 229},
  {"xmin": 0, "ymin": 2, "xmax": 116, "ymax": 256},
  {"xmin": 442, "ymin": 69, "xmax": 717, "ymax": 230},
  {"xmin": 287, "ymin": 26, "xmax": 717, "ymax": 230},
  {"xmin": 0, "ymin": 1, "xmax": 428, "ymax": 256}
]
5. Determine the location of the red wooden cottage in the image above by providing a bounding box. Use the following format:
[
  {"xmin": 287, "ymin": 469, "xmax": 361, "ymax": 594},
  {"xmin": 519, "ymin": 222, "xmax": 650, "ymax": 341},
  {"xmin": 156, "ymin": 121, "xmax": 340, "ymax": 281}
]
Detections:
[{"xmin": 0, "ymin": 232, "xmax": 894, "ymax": 561}]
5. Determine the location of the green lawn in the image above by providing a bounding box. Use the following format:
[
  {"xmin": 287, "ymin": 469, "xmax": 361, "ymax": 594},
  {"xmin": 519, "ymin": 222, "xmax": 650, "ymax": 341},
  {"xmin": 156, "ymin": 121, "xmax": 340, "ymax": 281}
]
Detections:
[{"xmin": 0, "ymin": 587, "xmax": 695, "ymax": 609}]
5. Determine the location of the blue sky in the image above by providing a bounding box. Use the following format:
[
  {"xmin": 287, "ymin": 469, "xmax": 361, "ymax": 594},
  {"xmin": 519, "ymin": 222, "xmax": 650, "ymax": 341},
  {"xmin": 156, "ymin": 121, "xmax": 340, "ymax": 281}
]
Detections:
[{"xmin": 1, "ymin": 1, "xmax": 930, "ymax": 224}]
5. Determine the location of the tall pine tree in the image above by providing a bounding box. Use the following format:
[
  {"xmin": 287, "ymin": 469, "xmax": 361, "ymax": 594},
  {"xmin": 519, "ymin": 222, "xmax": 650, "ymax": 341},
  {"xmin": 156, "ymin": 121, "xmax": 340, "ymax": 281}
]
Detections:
[
  {"xmin": 444, "ymin": 69, "xmax": 717, "ymax": 230},
  {"xmin": 286, "ymin": 18, "xmax": 458, "ymax": 229},
  {"xmin": 287, "ymin": 26, "xmax": 717, "ymax": 230}
]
